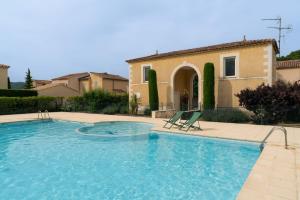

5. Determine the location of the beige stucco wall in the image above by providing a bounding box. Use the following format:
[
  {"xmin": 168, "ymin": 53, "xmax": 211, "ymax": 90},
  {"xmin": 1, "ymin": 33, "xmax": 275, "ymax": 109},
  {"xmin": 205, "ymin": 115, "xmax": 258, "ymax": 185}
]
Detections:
[
  {"xmin": 277, "ymin": 68, "xmax": 300, "ymax": 83},
  {"xmin": 102, "ymin": 79, "xmax": 128, "ymax": 93},
  {"xmin": 0, "ymin": 67, "xmax": 8, "ymax": 89},
  {"xmin": 37, "ymin": 85, "xmax": 80, "ymax": 97},
  {"xmin": 129, "ymin": 44, "xmax": 276, "ymax": 109},
  {"xmin": 90, "ymin": 73, "xmax": 103, "ymax": 90},
  {"xmin": 79, "ymin": 79, "xmax": 90, "ymax": 94}
]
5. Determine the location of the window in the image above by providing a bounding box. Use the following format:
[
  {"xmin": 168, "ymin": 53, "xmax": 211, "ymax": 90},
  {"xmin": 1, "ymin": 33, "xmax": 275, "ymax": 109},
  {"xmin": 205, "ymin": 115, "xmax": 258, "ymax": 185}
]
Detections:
[
  {"xmin": 142, "ymin": 65, "xmax": 151, "ymax": 82},
  {"xmin": 224, "ymin": 57, "xmax": 236, "ymax": 77}
]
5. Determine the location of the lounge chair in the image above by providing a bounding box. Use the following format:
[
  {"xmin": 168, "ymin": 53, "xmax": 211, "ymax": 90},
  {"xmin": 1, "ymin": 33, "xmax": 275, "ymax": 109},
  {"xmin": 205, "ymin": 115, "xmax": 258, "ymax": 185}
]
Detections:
[
  {"xmin": 163, "ymin": 111, "xmax": 184, "ymax": 129},
  {"xmin": 179, "ymin": 112, "xmax": 203, "ymax": 132}
]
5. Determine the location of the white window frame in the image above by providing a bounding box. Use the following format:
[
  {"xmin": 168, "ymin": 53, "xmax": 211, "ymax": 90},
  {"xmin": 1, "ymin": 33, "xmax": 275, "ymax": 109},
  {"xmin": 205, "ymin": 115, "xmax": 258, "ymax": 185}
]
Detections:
[
  {"xmin": 220, "ymin": 53, "xmax": 239, "ymax": 79},
  {"xmin": 141, "ymin": 64, "xmax": 152, "ymax": 83}
]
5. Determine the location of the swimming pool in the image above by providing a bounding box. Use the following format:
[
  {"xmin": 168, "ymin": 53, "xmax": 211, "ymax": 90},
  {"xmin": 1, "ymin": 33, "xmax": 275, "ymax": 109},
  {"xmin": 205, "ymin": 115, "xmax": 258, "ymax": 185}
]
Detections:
[{"xmin": 0, "ymin": 120, "xmax": 260, "ymax": 199}]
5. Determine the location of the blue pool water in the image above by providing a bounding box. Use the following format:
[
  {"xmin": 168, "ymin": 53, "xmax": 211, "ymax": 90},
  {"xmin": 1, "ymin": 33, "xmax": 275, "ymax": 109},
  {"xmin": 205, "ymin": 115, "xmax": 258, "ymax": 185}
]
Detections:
[{"xmin": 0, "ymin": 120, "xmax": 260, "ymax": 200}]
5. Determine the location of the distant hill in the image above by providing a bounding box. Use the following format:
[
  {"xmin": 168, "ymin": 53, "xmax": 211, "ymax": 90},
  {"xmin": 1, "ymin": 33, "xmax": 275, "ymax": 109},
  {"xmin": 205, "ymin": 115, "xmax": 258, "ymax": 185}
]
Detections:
[
  {"xmin": 11, "ymin": 82, "xmax": 25, "ymax": 89},
  {"xmin": 277, "ymin": 50, "xmax": 300, "ymax": 61}
]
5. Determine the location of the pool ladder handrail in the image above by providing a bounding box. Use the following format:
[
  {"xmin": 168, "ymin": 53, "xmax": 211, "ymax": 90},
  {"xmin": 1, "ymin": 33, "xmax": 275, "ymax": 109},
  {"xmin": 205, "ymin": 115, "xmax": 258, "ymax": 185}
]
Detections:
[
  {"xmin": 37, "ymin": 110, "xmax": 51, "ymax": 120},
  {"xmin": 259, "ymin": 126, "xmax": 288, "ymax": 151}
]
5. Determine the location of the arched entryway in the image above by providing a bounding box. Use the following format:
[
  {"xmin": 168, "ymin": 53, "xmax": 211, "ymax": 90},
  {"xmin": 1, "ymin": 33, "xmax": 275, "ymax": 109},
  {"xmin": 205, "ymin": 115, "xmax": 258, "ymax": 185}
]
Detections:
[{"xmin": 170, "ymin": 63, "xmax": 201, "ymax": 111}]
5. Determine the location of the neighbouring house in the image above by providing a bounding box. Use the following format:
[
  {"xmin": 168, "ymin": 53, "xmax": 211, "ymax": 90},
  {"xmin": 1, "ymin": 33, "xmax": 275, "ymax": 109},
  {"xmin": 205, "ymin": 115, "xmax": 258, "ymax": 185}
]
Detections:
[
  {"xmin": 127, "ymin": 39, "xmax": 279, "ymax": 111},
  {"xmin": 0, "ymin": 64, "xmax": 9, "ymax": 89},
  {"xmin": 35, "ymin": 72, "xmax": 128, "ymax": 97},
  {"xmin": 32, "ymin": 80, "xmax": 51, "ymax": 88},
  {"xmin": 276, "ymin": 60, "xmax": 300, "ymax": 83}
]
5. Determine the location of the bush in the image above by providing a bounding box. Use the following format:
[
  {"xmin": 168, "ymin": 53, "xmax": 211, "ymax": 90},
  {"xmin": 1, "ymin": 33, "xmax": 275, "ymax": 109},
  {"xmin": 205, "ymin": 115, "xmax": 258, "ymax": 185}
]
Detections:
[
  {"xmin": 148, "ymin": 69, "xmax": 159, "ymax": 111},
  {"xmin": 236, "ymin": 81, "xmax": 300, "ymax": 124},
  {"xmin": 201, "ymin": 108, "xmax": 250, "ymax": 123},
  {"xmin": 0, "ymin": 96, "xmax": 62, "ymax": 115},
  {"xmin": 130, "ymin": 94, "xmax": 138, "ymax": 115},
  {"xmin": 203, "ymin": 63, "xmax": 215, "ymax": 110},
  {"xmin": 102, "ymin": 104, "xmax": 119, "ymax": 115},
  {"xmin": 0, "ymin": 89, "xmax": 37, "ymax": 97},
  {"xmin": 119, "ymin": 105, "xmax": 129, "ymax": 114},
  {"xmin": 63, "ymin": 89, "xmax": 129, "ymax": 114},
  {"xmin": 143, "ymin": 108, "xmax": 151, "ymax": 116}
]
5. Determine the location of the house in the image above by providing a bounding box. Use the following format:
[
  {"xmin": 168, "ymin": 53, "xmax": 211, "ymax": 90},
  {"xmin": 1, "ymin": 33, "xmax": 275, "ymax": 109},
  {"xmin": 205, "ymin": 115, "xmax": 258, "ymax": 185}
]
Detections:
[
  {"xmin": 127, "ymin": 39, "xmax": 279, "ymax": 111},
  {"xmin": 35, "ymin": 72, "xmax": 128, "ymax": 97},
  {"xmin": 0, "ymin": 64, "xmax": 9, "ymax": 89},
  {"xmin": 32, "ymin": 80, "xmax": 52, "ymax": 88},
  {"xmin": 276, "ymin": 60, "xmax": 300, "ymax": 83}
]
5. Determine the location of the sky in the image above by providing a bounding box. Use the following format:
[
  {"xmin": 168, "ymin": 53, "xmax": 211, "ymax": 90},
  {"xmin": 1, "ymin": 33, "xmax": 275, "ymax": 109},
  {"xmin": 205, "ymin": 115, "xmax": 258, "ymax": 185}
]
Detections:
[{"xmin": 0, "ymin": 0, "xmax": 299, "ymax": 82}]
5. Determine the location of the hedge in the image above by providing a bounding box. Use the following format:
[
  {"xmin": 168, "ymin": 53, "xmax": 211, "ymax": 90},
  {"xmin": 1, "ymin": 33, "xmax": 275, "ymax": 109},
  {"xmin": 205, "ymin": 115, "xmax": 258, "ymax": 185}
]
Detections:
[
  {"xmin": 63, "ymin": 89, "xmax": 128, "ymax": 114},
  {"xmin": 201, "ymin": 108, "xmax": 250, "ymax": 123},
  {"xmin": 0, "ymin": 89, "xmax": 37, "ymax": 97},
  {"xmin": 0, "ymin": 96, "xmax": 63, "ymax": 115}
]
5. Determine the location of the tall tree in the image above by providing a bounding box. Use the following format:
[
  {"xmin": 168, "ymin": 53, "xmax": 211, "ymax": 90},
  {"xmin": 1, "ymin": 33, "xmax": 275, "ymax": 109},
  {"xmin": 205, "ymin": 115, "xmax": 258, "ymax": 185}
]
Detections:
[
  {"xmin": 24, "ymin": 68, "xmax": 33, "ymax": 89},
  {"xmin": 7, "ymin": 77, "xmax": 11, "ymax": 89},
  {"xmin": 148, "ymin": 69, "xmax": 159, "ymax": 111},
  {"xmin": 203, "ymin": 63, "xmax": 215, "ymax": 110}
]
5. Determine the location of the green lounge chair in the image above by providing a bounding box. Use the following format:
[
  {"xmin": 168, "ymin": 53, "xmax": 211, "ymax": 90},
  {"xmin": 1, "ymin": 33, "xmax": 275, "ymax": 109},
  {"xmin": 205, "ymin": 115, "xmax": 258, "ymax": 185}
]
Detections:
[
  {"xmin": 163, "ymin": 111, "xmax": 184, "ymax": 129},
  {"xmin": 179, "ymin": 112, "xmax": 203, "ymax": 132}
]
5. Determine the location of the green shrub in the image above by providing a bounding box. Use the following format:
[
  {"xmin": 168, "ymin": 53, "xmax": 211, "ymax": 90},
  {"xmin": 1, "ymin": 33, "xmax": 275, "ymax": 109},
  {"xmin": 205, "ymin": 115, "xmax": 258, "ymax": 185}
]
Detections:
[
  {"xmin": 203, "ymin": 63, "xmax": 215, "ymax": 110},
  {"xmin": 63, "ymin": 89, "xmax": 129, "ymax": 114},
  {"xmin": 201, "ymin": 108, "xmax": 250, "ymax": 123},
  {"xmin": 130, "ymin": 94, "xmax": 138, "ymax": 115},
  {"xmin": 148, "ymin": 69, "xmax": 159, "ymax": 111},
  {"xmin": 0, "ymin": 89, "xmax": 37, "ymax": 97},
  {"xmin": 0, "ymin": 96, "xmax": 62, "ymax": 115},
  {"xmin": 143, "ymin": 108, "xmax": 151, "ymax": 116},
  {"xmin": 119, "ymin": 105, "xmax": 129, "ymax": 114},
  {"xmin": 102, "ymin": 104, "xmax": 119, "ymax": 115}
]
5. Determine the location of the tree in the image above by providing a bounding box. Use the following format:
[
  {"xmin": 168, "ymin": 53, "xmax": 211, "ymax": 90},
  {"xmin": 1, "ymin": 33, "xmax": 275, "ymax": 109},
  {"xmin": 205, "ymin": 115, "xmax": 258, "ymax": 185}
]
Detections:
[
  {"xmin": 236, "ymin": 81, "xmax": 300, "ymax": 124},
  {"xmin": 7, "ymin": 77, "xmax": 11, "ymax": 89},
  {"xmin": 148, "ymin": 69, "xmax": 159, "ymax": 111},
  {"xmin": 277, "ymin": 49, "xmax": 300, "ymax": 61},
  {"xmin": 24, "ymin": 68, "xmax": 33, "ymax": 89},
  {"xmin": 203, "ymin": 63, "xmax": 215, "ymax": 110}
]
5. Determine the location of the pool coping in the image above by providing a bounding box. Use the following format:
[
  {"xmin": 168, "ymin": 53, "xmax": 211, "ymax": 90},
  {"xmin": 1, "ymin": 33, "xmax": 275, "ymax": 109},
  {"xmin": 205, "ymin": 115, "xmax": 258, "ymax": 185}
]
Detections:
[{"xmin": 0, "ymin": 112, "xmax": 299, "ymax": 199}]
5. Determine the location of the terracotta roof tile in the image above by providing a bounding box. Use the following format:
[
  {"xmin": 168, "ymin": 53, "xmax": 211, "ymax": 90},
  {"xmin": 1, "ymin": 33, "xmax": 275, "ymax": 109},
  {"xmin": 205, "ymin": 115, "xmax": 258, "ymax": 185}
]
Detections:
[
  {"xmin": 52, "ymin": 72, "xmax": 90, "ymax": 80},
  {"xmin": 126, "ymin": 39, "xmax": 279, "ymax": 63},
  {"xmin": 0, "ymin": 64, "xmax": 10, "ymax": 68},
  {"xmin": 90, "ymin": 72, "xmax": 128, "ymax": 81},
  {"xmin": 277, "ymin": 60, "xmax": 300, "ymax": 70}
]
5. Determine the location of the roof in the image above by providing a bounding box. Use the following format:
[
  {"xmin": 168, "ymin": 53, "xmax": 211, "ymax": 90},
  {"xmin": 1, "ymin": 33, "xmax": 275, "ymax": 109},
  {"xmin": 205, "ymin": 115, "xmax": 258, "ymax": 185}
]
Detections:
[
  {"xmin": 34, "ymin": 83, "xmax": 79, "ymax": 92},
  {"xmin": 0, "ymin": 64, "xmax": 10, "ymax": 69},
  {"xmin": 277, "ymin": 60, "xmax": 300, "ymax": 70},
  {"xmin": 33, "ymin": 80, "xmax": 51, "ymax": 84},
  {"xmin": 90, "ymin": 72, "xmax": 128, "ymax": 81},
  {"xmin": 126, "ymin": 39, "xmax": 279, "ymax": 63},
  {"xmin": 52, "ymin": 72, "xmax": 90, "ymax": 80}
]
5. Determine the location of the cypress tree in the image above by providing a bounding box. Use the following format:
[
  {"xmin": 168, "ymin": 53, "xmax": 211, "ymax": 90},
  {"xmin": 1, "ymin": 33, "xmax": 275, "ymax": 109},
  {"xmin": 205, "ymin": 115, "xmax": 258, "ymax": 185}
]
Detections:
[
  {"xmin": 7, "ymin": 77, "xmax": 11, "ymax": 89},
  {"xmin": 24, "ymin": 68, "xmax": 33, "ymax": 89},
  {"xmin": 148, "ymin": 69, "xmax": 159, "ymax": 111},
  {"xmin": 203, "ymin": 63, "xmax": 215, "ymax": 110}
]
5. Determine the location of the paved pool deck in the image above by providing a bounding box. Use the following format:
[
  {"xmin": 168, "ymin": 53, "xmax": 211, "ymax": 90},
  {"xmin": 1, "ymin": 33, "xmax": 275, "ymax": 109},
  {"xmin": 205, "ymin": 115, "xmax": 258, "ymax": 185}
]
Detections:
[{"xmin": 0, "ymin": 112, "xmax": 299, "ymax": 200}]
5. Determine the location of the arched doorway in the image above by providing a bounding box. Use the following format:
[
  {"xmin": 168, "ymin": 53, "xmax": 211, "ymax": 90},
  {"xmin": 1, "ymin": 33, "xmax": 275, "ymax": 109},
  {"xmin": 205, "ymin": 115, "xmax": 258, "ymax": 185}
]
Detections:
[{"xmin": 171, "ymin": 63, "xmax": 201, "ymax": 111}]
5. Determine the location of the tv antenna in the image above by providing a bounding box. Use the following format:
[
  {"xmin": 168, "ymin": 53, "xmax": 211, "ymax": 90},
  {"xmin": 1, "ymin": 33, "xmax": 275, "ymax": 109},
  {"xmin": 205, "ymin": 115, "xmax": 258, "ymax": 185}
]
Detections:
[{"xmin": 262, "ymin": 17, "xmax": 292, "ymax": 56}]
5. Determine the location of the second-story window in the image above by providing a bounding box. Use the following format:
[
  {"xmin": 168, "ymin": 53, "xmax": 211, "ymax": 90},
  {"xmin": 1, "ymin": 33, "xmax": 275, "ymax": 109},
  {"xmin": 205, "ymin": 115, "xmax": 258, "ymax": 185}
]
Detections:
[
  {"xmin": 143, "ymin": 65, "xmax": 151, "ymax": 82},
  {"xmin": 224, "ymin": 57, "xmax": 236, "ymax": 77}
]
